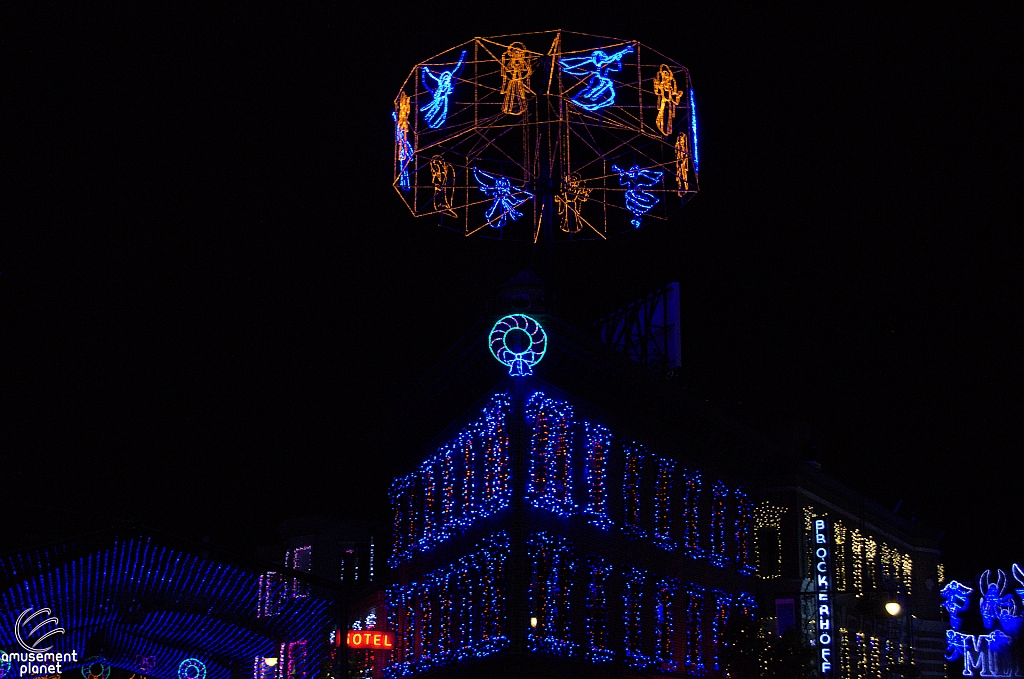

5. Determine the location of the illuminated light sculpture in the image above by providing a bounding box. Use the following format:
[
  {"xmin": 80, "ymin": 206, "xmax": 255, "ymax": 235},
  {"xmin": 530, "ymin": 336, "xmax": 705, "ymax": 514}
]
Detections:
[
  {"xmin": 393, "ymin": 93, "xmax": 414, "ymax": 190},
  {"xmin": 500, "ymin": 42, "xmax": 535, "ymax": 115},
  {"xmin": 560, "ymin": 45, "xmax": 634, "ymax": 111},
  {"xmin": 489, "ymin": 314, "xmax": 547, "ymax": 376},
  {"xmin": 611, "ymin": 164, "xmax": 663, "ymax": 228},
  {"xmin": 81, "ymin": 658, "xmax": 111, "ymax": 679},
  {"xmin": 429, "ymin": 155, "xmax": 456, "ymax": 216},
  {"xmin": 0, "ymin": 656, "xmax": 10, "ymax": 679},
  {"xmin": 653, "ymin": 64, "xmax": 683, "ymax": 136},
  {"xmin": 674, "ymin": 133, "xmax": 691, "ymax": 195},
  {"xmin": 941, "ymin": 580, "xmax": 973, "ymax": 631},
  {"xmin": 473, "ymin": 168, "xmax": 534, "ymax": 228},
  {"xmin": 978, "ymin": 570, "xmax": 1016, "ymax": 630},
  {"xmin": 391, "ymin": 31, "xmax": 698, "ymax": 239},
  {"xmin": 178, "ymin": 660, "xmax": 206, "ymax": 679},
  {"xmin": 420, "ymin": 50, "xmax": 466, "ymax": 129},
  {"xmin": 553, "ymin": 173, "xmax": 592, "ymax": 234}
]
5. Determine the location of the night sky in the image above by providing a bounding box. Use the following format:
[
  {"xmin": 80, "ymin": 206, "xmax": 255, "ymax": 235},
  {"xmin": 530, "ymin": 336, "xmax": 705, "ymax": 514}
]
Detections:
[{"xmin": 6, "ymin": 3, "xmax": 1021, "ymax": 581}]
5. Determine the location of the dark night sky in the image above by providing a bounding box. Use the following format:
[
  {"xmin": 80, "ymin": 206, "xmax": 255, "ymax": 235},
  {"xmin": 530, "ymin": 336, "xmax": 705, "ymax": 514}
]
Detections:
[{"xmin": 5, "ymin": 3, "xmax": 1021, "ymax": 580}]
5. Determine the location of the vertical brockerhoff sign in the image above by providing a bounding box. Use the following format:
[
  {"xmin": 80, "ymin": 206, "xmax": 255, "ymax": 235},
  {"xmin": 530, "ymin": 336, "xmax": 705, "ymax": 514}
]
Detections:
[{"xmin": 814, "ymin": 518, "xmax": 834, "ymax": 676}]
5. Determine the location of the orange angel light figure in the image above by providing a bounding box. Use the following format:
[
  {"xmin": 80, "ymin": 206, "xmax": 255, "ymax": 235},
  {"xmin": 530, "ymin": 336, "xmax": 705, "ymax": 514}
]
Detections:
[
  {"xmin": 430, "ymin": 155, "xmax": 457, "ymax": 217},
  {"xmin": 554, "ymin": 173, "xmax": 592, "ymax": 233},
  {"xmin": 653, "ymin": 64, "xmax": 684, "ymax": 136},
  {"xmin": 500, "ymin": 42, "xmax": 535, "ymax": 116},
  {"xmin": 675, "ymin": 133, "xmax": 691, "ymax": 195}
]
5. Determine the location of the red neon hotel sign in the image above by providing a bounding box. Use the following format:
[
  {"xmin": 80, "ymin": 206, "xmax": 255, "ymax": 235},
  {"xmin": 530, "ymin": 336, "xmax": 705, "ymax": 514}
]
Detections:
[{"xmin": 347, "ymin": 631, "xmax": 394, "ymax": 649}]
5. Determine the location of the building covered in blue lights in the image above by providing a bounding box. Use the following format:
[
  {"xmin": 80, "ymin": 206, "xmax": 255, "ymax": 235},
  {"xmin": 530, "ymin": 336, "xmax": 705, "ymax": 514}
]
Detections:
[{"xmin": 377, "ymin": 273, "xmax": 944, "ymax": 679}]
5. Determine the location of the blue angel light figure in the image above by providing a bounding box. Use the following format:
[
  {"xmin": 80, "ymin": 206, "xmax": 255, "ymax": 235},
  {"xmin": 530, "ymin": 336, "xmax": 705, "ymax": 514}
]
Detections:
[
  {"xmin": 941, "ymin": 580, "xmax": 973, "ymax": 630},
  {"xmin": 473, "ymin": 167, "xmax": 533, "ymax": 228},
  {"xmin": 559, "ymin": 45, "xmax": 634, "ymax": 111},
  {"xmin": 420, "ymin": 50, "xmax": 466, "ymax": 129},
  {"xmin": 612, "ymin": 163, "xmax": 663, "ymax": 228}
]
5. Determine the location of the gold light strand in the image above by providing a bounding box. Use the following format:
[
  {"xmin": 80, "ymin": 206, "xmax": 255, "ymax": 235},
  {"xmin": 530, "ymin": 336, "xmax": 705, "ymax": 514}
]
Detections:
[
  {"xmin": 901, "ymin": 553, "xmax": 912, "ymax": 595},
  {"xmin": 834, "ymin": 522, "xmax": 848, "ymax": 591},
  {"xmin": 856, "ymin": 632, "xmax": 867, "ymax": 677},
  {"xmin": 851, "ymin": 529, "xmax": 864, "ymax": 594},
  {"xmin": 880, "ymin": 543, "xmax": 894, "ymax": 583},
  {"xmin": 864, "ymin": 537, "xmax": 878, "ymax": 591},
  {"xmin": 937, "ymin": 563, "xmax": 946, "ymax": 584},
  {"xmin": 839, "ymin": 629, "xmax": 851, "ymax": 679},
  {"xmin": 803, "ymin": 506, "xmax": 816, "ymax": 577},
  {"xmin": 869, "ymin": 636, "xmax": 882, "ymax": 679},
  {"xmin": 753, "ymin": 502, "xmax": 787, "ymax": 579}
]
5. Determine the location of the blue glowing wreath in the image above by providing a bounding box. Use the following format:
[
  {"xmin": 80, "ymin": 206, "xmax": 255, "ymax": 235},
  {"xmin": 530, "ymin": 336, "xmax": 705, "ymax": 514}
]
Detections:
[
  {"xmin": 0, "ymin": 656, "xmax": 11, "ymax": 679},
  {"xmin": 178, "ymin": 659, "xmax": 206, "ymax": 679},
  {"xmin": 81, "ymin": 658, "xmax": 111, "ymax": 679},
  {"xmin": 489, "ymin": 314, "xmax": 546, "ymax": 377}
]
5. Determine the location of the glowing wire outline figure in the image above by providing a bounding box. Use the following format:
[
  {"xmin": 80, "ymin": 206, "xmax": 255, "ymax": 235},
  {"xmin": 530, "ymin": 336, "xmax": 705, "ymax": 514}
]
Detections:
[
  {"xmin": 559, "ymin": 45, "xmax": 634, "ymax": 111},
  {"xmin": 941, "ymin": 580, "xmax": 973, "ymax": 631},
  {"xmin": 653, "ymin": 64, "xmax": 684, "ymax": 136},
  {"xmin": 473, "ymin": 167, "xmax": 533, "ymax": 229},
  {"xmin": 978, "ymin": 570, "xmax": 1016, "ymax": 630},
  {"xmin": 420, "ymin": 51, "xmax": 466, "ymax": 129},
  {"xmin": 554, "ymin": 173, "xmax": 592, "ymax": 233},
  {"xmin": 489, "ymin": 314, "xmax": 546, "ymax": 377},
  {"xmin": 501, "ymin": 42, "xmax": 535, "ymax": 116},
  {"xmin": 612, "ymin": 164, "xmax": 663, "ymax": 228},
  {"xmin": 393, "ymin": 93, "xmax": 414, "ymax": 190},
  {"xmin": 430, "ymin": 155, "xmax": 456, "ymax": 217},
  {"xmin": 674, "ymin": 133, "xmax": 691, "ymax": 196}
]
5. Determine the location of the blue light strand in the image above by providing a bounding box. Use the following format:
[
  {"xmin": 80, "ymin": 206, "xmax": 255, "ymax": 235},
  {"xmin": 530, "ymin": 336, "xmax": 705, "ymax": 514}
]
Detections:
[
  {"xmin": 582, "ymin": 423, "xmax": 613, "ymax": 530},
  {"xmin": 527, "ymin": 532, "xmax": 578, "ymax": 658},
  {"xmin": 734, "ymin": 489, "xmax": 755, "ymax": 575},
  {"xmin": 690, "ymin": 88, "xmax": 699, "ymax": 173},
  {"xmin": 710, "ymin": 591, "xmax": 732, "ymax": 672},
  {"xmin": 653, "ymin": 457, "xmax": 676, "ymax": 550},
  {"xmin": 388, "ymin": 394, "xmax": 512, "ymax": 567},
  {"xmin": 682, "ymin": 469, "xmax": 704, "ymax": 558},
  {"xmin": 622, "ymin": 445, "xmax": 646, "ymax": 539},
  {"xmin": 710, "ymin": 481, "xmax": 729, "ymax": 567},
  {"xmin": 654, "ymin": 578, "xmax": 680, "ymax": 672},
  {"xmin": 685, "ymin": 584, "xmax": 706, "ymax": 676},
  {"xmin": 525, "ymin": 392, "xmax": 576, "ymax": 517},
  {"xmin": 623, "ymin": 567, "xmax": 651, "ymax": 669},
  {"xmin": 585, "ymin": 556, "xmax": 614, "ymax": 663},
  {"xmin": 384, "ymin": 532, "xmax": 510, "ymax": 678}
]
